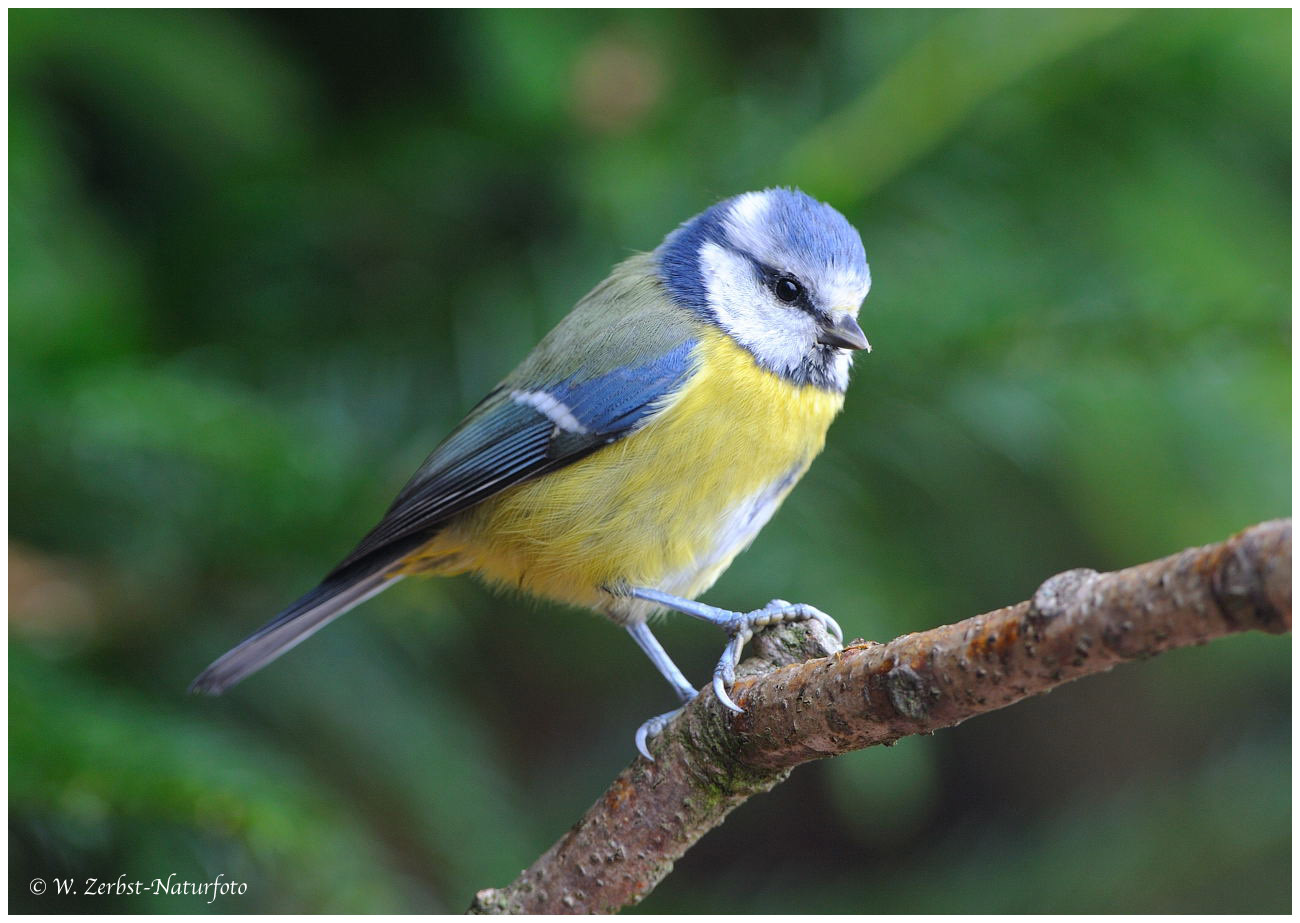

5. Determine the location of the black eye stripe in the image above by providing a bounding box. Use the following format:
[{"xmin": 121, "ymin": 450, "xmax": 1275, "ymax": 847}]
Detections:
[
  {"xmin": 733, "ymin": 253, "xmax": 820, "ymax": 315},
  {"xmin": 756, "ymin": 264, "xmax": 816, "ymax": 314}
]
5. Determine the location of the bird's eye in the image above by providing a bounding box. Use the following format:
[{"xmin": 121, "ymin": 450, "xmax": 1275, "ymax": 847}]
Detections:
[{"xmin": 773, "ymin": 277, "xmax": 803, "ymax": 304}]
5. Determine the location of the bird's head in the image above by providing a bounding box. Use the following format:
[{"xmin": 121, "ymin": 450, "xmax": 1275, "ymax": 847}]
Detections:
[{"xmin": 656, "ymin": 188, "xmax": 871, "ymax": 390}]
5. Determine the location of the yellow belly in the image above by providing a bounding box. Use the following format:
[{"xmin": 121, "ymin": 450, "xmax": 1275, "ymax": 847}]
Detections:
[{"xmin": 399, "ymin": 327, "xmax": 844, "ymax": 617}]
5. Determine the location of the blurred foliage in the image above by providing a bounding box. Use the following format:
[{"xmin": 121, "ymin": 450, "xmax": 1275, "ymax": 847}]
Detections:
[{"xmin": 9, "ymin": 8, "xmax": 1289, "ymax": 914}]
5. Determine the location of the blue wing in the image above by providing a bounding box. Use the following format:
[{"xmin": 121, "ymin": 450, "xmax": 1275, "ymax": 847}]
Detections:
[{"xmin": 330, "ymin": 338, "xmax": 697, "ymax": 574}]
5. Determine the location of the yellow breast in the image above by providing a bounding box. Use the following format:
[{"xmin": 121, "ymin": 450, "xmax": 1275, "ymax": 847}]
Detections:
[{"xmin": 402, "ymin": 326, "xmax": 844, "ymax": 615}]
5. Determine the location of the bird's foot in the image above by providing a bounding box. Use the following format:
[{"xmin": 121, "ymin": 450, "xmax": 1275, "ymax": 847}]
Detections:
[
  {"xmin": 710, "ymin": 599, "xmax": 843, "ymax": 713},
  {"xmin": 635, "ymin": 698, "xmax": 695, "ymax": 761},
  {"xmin": 623, "ymin": 590, "xmax": 842, "ymax": 760}
]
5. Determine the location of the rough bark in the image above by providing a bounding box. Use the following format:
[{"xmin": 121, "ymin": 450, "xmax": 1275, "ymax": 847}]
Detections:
[{"xmin": 469, "ymin": 518, "xmax": 1291, "ymax": 915}]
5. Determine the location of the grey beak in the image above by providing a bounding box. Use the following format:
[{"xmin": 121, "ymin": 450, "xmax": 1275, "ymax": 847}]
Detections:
[{"xmin": 817, "ymin": 314, "xmax": 870, "ymax": 352}]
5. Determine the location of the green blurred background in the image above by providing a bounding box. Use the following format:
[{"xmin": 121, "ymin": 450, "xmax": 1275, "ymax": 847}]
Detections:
[{"xmin": 9, "ymin": 8, "xmax": 1290, "ymax": 913}]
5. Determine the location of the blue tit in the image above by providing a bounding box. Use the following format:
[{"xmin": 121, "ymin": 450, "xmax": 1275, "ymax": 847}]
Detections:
[{"xmin": 191, "ymin": 187, "xmax": 872, "ymax": 758}]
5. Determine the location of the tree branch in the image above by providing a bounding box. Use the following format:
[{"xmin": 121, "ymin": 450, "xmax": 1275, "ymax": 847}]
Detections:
[{"xmin": 469, "ymin": 519, "xmax": 1291, "ymax": 914}]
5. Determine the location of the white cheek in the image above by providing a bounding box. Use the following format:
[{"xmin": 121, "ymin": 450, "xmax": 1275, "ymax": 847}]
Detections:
[{"xmin": 698, "ymin": 242, "xmax": 816, "ymax": 378}]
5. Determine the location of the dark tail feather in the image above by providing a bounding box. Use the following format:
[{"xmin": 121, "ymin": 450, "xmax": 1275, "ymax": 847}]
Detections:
[{"xmin": 189, "ymin": 567, "xmax": 403, "ymax": 695}]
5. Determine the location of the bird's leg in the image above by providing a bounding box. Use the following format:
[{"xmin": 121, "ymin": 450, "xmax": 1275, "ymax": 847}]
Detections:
[
  {"xmin": 626, "ymin": 621, "xmax": 697, "ymax": 760},
  {"xmin": 627, "ymin": 587, "xmax": 843, "ymax": 714}
]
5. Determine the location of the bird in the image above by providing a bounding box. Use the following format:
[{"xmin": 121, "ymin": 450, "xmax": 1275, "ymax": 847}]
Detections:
[{"xmin": 191, "ymin": 187, "xmax": 872, "ymax": 759}]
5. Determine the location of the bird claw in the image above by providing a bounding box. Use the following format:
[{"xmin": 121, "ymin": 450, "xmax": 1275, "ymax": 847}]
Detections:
[
  {"xmin": 710, "ymin": 599, "xmax": 842, "ymax": 715},
  {"xmin": 634, "ymin": 702, "xmax": 692, "ymax": 761},
  {"xmin": 712, "ymin": 632, "xmax": 746, "ymax": 712}
]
